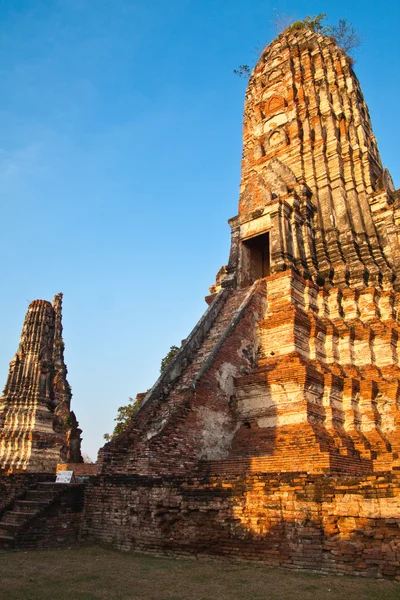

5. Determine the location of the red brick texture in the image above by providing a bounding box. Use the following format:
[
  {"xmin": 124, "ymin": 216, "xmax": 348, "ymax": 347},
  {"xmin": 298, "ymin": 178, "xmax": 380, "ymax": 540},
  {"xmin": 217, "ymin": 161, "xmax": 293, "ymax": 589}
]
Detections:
[
  {"xmin": 0, "ymin": 477, "xmax": 85, "ymax": 550},
  {"xmin": 10, "ymin": 483, "xmax": 85, "ymax": 549},
  {"xmin": 82, "ymin": 471, "xmax": 400, "ymax": 579},
  {"xmin": 57, "ymin": 463, "xmax": 99, "ymax": 477},
  {"xmin": 99, "ymin": 284, "xmax": 265, "ymax": 477},
  {"xmin": 0, "ymin": 473, "xmax": 53, "ymax": 513}
]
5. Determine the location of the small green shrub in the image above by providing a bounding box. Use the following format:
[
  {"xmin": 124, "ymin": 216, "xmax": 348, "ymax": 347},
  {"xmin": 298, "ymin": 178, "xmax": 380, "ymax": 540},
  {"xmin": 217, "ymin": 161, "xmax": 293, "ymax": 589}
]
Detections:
[{"xmin": 104, "ymin": 344, "xmax": 180, "ymax": 441}]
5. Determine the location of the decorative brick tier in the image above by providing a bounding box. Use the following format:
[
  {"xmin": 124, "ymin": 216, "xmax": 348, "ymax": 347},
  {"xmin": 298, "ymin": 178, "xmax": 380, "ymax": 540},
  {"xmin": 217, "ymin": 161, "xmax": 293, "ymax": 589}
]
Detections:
[
  {"xmin": 99, "ymin": 270, "xmax": 400, "ymax": 479},
  {"xmin": 0, "ymin": 294, "xmax": 82, "ymax": 473}
]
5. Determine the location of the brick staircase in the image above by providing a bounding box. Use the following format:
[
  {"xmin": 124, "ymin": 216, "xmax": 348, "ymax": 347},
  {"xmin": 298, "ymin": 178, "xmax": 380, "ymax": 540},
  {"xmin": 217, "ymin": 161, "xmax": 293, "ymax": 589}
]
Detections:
[
  {"xmin": 177, "ymin": 286, "xmax": 254, "ymax": 390},
  {"xmin": 0, "ymin": 482, "xmax": 79, "ymax": 550},
  {"xmin": 99, "ymin": 283, "xmax": 262, "ymax": 474}
]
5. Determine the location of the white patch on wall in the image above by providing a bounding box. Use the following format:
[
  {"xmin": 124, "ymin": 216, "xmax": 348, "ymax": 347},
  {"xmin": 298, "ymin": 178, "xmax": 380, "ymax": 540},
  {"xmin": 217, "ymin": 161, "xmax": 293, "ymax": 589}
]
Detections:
[
  {"xmin": 263, "ymin": 112, "xmax": 288, "ymax": 134},
  {"xmin": 216, "ymin": 362, "xmax": 237, "ymax": 395},
  {"xmin": 146, "ymin": 418, "xmax": 167, "ymax": 440},
  {"xmin": 196, "ymin": 407, "xmax": 238, "ymax": 460}
]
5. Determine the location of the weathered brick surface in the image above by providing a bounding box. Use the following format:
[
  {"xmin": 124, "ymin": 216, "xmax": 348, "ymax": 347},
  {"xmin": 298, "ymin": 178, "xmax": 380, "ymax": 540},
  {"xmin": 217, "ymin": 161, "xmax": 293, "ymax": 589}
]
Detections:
[
  {"xmin": 0, "ymin": 473, "xmax": 53, "ymax": 513},
  {"xmin": 0, "ymin": 294, "xmax": 82, "ymax": 473},
  {"xmin": 99, "ymin": 284, "xmax": 266, "ymax": 476},
  {"xmin": 232, "ymin": 29, "xmax": 399, "ymax": 291},
  {"xmin": 85, "ymin": 29, "xmax": 400, "ymax": 578},
  {"xmin": 98, "ymin": 269, "xmax": 400, "ymax": 480},
  {"xmin": 83, "ymin": 472, "xmax": 400, "ymax": 578},
  {"xmin": 0, "ymin": 480, "xmax": 85, "ymax": 549},
  {"xmin": 57, "ymin": 463, "xmax": 99, "ymax": 476},
  {"xmin": 11, "ymin": 483, "xmax": 85, "ymax": 549}
]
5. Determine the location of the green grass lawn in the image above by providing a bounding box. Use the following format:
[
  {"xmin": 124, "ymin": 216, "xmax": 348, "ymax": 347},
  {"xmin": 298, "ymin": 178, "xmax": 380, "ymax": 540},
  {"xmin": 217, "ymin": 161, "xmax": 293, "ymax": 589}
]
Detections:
[{"xmin": 0, "ymin": 545, "xmax": 398, "ymax": 600}]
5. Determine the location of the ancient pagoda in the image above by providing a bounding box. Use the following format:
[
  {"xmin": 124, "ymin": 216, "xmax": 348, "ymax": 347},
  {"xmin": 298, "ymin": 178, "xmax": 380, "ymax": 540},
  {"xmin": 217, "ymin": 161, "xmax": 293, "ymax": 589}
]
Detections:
[
  {"xmin": 0, "ymin": 294, "xmax": 82, "ymax": 473},
  {"xmin": 81, "ymin": 28, "xmax": 400, "ymax": 576},
  {"xmin": 99, "ymin": 26, "xmax": 400, "ymax": 477}
]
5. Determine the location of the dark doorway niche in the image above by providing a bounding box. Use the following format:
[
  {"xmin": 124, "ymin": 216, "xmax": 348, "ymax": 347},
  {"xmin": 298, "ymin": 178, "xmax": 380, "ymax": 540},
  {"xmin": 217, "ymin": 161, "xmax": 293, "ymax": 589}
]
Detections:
[{"xmin": 243, "ymin": 232, "xmax": 271, "ymax": 283}]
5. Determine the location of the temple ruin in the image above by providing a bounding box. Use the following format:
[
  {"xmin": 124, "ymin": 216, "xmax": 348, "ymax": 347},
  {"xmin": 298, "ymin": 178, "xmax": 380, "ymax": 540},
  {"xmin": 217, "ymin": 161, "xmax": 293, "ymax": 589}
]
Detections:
[
  {"xmin": 84, "ymin": 28, "xmax": 400, "ymax": 577},
  {"xmin": 1, "ymin": 26, "xmax": 400, "ymax": 577},
  {"xmin": 97, "ymin": 27, "xmax": 400, "ymax": 477},
  {"xmin": 0, "ymin": 294, "xmax": 82, "ymax": 473}
]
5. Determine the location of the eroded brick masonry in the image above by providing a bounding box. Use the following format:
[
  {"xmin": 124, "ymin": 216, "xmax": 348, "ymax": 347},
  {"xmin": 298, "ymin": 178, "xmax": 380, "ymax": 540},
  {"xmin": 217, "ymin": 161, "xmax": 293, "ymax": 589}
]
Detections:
[
  {"xmin": 83, "ymin": 27, "xmax": 400, "ymax": 577},
  {"xmin": 0, "ymin": 294, "xmax": 82, "ymax": 473}
]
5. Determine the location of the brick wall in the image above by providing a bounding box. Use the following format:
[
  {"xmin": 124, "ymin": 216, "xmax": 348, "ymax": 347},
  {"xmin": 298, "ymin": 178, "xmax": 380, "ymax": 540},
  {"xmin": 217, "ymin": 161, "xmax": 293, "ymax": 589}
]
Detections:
[
  {"xmin": 82, "ymin": 471, "xmax": 400, "ymax": 579},
  {"xmin": 57, "ymin": 463, "xmax": 99, "ymax": 476}
]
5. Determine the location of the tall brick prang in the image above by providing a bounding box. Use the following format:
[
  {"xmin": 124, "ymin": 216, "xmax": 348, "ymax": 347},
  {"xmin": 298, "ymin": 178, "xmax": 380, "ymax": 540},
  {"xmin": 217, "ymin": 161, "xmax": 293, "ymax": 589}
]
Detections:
[
  {"xmin": 0, "ymin": 294, "xmax": 82, "ymax": 473},
  {"xmin": 225, "ymin": 28, "xmax": 399, "ymax": 291},
  {"xmin": 99, "ymin": 27, "xmax": 400, "ymax": 478},
  {"xmin": 83, "ymin": 26, "xmax": 400, "ymax": 577}
]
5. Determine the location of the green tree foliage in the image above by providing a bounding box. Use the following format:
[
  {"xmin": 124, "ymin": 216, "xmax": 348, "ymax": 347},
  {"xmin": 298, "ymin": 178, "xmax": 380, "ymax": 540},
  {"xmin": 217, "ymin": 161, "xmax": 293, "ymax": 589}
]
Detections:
[
  {"xmin": 160, "ymin": 345, "xmax": 179, "ymax": 373},
  {"xmin": 234, "ymin": 13, "xmax": 361, "ymax": 80},
  {"xmin": 288, "ymin": 13, "xmax": 327, "ymax": 33},
  {"xmin": 288, "ymin": 14, "xmax": 361, "ymax": 57},
  {"xmin": 328, "ymin": 19, "xmax": 361, "ymax": 55},
  {"xmin": 233, "ymin": 65, "xmax": 251, "ymax": 79},
  {"xmin": 103, "ymin": 396, "xmax": 140, "ymax": 442},
  {"xmin": 103, "ymin": 344, "xmax": 180, "ymax": 441}
]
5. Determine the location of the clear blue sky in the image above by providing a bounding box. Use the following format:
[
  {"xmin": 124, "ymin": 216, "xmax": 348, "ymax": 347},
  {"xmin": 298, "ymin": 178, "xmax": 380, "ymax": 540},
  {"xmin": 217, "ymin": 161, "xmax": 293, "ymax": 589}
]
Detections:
[{"xmin": 1, "ymin": 0, "xmax": 399, "ymax": 460}]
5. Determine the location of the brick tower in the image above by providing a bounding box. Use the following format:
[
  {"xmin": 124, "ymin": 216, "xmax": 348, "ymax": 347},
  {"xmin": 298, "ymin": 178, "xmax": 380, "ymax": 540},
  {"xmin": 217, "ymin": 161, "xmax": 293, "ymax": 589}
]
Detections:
[
  {"xmin": 80, "ymin": 28, "xmax": 400, "ymax": 576},
  {"xmin": 227, "ymin": 26, "xmax": 398, "ymax": 291},
  {"xmin": 99, "ymin": 27, "xmax": 400, "ymax": 477},
  {"xmin": 0, "ymin": 294, "xmax": 82, "ymax": 473}
]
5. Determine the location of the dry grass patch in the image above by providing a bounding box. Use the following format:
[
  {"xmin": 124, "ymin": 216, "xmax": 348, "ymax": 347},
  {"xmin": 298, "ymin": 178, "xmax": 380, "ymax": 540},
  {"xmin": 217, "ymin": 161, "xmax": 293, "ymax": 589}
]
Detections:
[{"xmin": 0, "ymin": 544, "xmax": 399, "ymax": 600}]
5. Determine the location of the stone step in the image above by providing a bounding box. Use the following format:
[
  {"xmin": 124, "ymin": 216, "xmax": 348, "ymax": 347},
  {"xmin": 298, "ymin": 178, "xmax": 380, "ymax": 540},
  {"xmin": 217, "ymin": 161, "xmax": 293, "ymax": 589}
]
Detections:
[
  {"xmin": 1, "ymin": 511, "xmax": 35, "ymax": 524},
  {"xmin": 14, "ymin": 500, "xmax": 49, "ymax": 511},
  {"xmin": 0, "ymin": 482, "xmax": 66, "ymax": 551},
  {"xmin": 0, "ymin": 522, "xmax": 20, "ymax": 535},
  {"xmin": 25, "ymin": 489, "xmax": 55, "ymax": 498},
  {"xmin": 175, "ymin": 289, "xmax": 251, "ymax": 390}
]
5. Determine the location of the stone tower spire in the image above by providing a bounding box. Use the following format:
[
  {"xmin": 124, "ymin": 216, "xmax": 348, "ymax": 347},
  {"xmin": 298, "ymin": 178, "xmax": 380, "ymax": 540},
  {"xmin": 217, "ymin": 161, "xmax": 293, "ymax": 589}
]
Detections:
[
  {"xmin": 221, "ymin": 28, "xmax": 399, "ymax": 292},
  {"xmin": 0, "ymin": 294, "xmax": 82, "ymax": 473}
]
